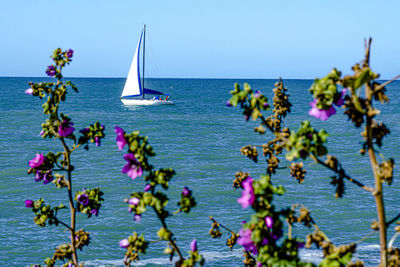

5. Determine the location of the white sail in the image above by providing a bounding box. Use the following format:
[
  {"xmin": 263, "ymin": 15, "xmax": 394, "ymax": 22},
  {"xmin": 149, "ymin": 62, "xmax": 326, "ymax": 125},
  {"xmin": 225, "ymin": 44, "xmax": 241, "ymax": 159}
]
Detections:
[
  {"xmin": 120, "ymin": 25, "xmax": 174, "ymax": 106},
  {"xmin": 121, "ymin": 31, "xmax": 143, "ymax": 97}
]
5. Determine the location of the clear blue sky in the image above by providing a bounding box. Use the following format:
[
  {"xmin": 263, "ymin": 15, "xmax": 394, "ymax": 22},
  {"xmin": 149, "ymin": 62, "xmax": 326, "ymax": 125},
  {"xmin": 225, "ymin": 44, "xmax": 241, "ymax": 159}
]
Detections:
[{"xmin": 1, "ymin": 0, "xmax": 399, "ymax": 79}]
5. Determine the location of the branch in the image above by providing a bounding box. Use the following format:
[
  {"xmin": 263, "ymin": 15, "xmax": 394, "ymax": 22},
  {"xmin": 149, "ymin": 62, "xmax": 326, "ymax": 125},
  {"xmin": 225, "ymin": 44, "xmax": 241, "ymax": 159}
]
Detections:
[
  {"xmin": 310, "ymin": 154, "xmax": 374, "ymax": 193},
  {"xmin": 388, "ymin": 232, "xmax": 400, "ymax": 248},
  {"xmin": 374, "ymin": 74, "xmax": 400, "ymax": 92},
  {"xmin": 56, "ymin": 218, "xmax": 72, "ymax": 231},
  {"xmin": 386, "ymin": 212, "xmax": 400, "ymax": 227},
  {"xmin": 209, "ymin": 216, "xmax": 237, "ymax": 235},
  {"xmin": 355, "ymin": 231, "xmax": 376, "ymax": 245},
  {"xmin": 152, "ymin": 206, "xmax": 184, "ymax": 261}
]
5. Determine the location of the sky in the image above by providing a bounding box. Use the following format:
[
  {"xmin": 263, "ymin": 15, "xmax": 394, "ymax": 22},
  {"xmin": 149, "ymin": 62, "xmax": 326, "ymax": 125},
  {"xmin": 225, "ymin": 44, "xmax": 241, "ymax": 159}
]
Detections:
[{"xmin": 1, "ymin": 0, "xmax": 399, "ymax": 79}]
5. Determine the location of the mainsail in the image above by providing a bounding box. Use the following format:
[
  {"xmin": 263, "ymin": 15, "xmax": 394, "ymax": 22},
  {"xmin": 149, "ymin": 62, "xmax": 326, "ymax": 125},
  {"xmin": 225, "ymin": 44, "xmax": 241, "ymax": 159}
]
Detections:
[
  {"xmin": 120, "ymin": 25, "xmax": 167, "ymax": 104},
  {"xmin": 121, "ymin": 30, "xmax": 143, "ymax": 97}
]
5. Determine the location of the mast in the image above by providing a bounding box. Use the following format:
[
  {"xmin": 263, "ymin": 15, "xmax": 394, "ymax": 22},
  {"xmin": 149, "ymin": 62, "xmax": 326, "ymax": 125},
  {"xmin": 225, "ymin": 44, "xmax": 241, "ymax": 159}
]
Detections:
[{"xmin": 142, "ymin": 24, "xmax": 146, "ymax": 98}]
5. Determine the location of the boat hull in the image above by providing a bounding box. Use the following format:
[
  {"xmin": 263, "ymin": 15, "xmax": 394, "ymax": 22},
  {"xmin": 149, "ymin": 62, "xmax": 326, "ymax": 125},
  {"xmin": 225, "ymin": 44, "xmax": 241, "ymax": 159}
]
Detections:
[{"xmin": 121, "ymin": 98, "xmax": 174, "ymax": 106}]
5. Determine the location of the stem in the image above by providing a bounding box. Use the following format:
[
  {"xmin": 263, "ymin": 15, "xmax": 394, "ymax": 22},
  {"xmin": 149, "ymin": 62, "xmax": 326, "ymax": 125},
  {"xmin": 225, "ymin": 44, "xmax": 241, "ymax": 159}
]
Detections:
[
  {"xmin": 364, "ymin": 38, "xmax": 387, "ymax": 266},
  {"xmin": 61, "ymin": 137, "xmax": 79, "ymax": 266},
  {"xmin": 308, "ymin": 214, "xmax": 331, "ymax": 243},
  {"xmin": 152, "ymin": 206, "xmax": 184, "ymax": 262},
  {"xmin": 388, "ymin": 232, "xmax": 400, "ymax": 249},
  {"xmin": 374, "ymin": 74, "xmax": 400, "ymax": 92},
  {"xmin": 386, "ymin": 212, "xmax": 400, "ymax": 227},
  {"xmin": 56, "ymin": 218, "xmax": 72, "ymax": 231},
  {"xmin": 209, "ymin": 216, "xmax": 237, "ymax": 235},
  {"xmin": 309, "ymin": 154, "xmax": 374, "ymax": 193},
  {"xmin": 355, "ymin": 231, "xmax": 376, "ymax": 245}
]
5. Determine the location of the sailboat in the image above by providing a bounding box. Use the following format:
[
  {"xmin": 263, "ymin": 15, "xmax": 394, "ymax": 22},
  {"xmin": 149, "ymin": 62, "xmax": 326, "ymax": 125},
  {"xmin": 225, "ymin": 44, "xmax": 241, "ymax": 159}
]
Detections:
[{"xmin": 120, "ymin": 25, "xmax": 174, "ymax": 105}]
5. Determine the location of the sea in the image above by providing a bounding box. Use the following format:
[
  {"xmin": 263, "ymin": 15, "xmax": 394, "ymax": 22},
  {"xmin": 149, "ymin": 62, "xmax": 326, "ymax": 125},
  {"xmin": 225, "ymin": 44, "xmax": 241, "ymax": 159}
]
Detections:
[{"xmin": 1, "ymin": 77, "xmax": 399, "ymax": 266}]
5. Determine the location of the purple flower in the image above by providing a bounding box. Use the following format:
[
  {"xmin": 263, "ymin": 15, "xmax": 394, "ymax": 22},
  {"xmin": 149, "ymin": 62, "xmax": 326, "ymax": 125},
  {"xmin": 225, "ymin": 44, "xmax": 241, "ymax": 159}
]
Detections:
[
  {"xmin": 308, "ymin": 99, "xmax": 336, "ymax": 121},
  {"xmin": 271, "ymin": 229, "xmax": 283, "ymax": 241},
  {"xmin": 298, "ymin": 242, "xmax": 305, "ymax": 248},
  {"xmin": 128, "ymin": 197, "xmax": 140, "ymax": 206},
  {"xmin": 66, "ymin": 49, "xmax": 74, "ymax": 58},
  {"xmin": 237, "ymin": 177, "xmax": 255, "ymax": 208},
  {"xmin": 122, "ymin": 153, "xmax": 143, "ymax": 180},
  {"xmin": 265, "ymin": 216, "xmax": 273, "ymax": 229},
  {"xmin": 144, "ymin": 184, "xmax": 151, "ymax": 192},
  {"xmin": 40, "ymin": 130, "xmax": 45, "ymax": 136},
  {"xmin": 182, "ymin": 186, "xmax": 191, "ymax": 196},
  {"xmin": 237, "ymin": 228, "xmax": 258, "ymax": 255},
  {"xmin": 257, "ymin": 262, "xmax": 263, "ymax": 267},
  {"xmin": 29, "ymin": 153, "xmax": 45, "ymax": 168},
  {"xmin": 115, "ymin": 126, "xmax": 127, "ymax": 150},
  {"xmin": 254, "ymin": 90, "xmax": 261, "ymax": 98},
  {"xmin": 77, "ymin": 193, "xmax": 89, "ymax": 206},
  {"xmin": 25, "ymin": 88, "xmax": 33, "ymax": 95},
  {"xmin": 34, "ymin": 170, "xmax": 43, "ymax": 182},
  {"xmin": 43, "ymin": 170, "xmax": 53, "ymax": 184},
  {"xmin": 119, "ymin": 238, "xmax": 130, "ymax": 248},
  {"xmin": 25, "ymin": 199, "xmax": 34, "ymax": 208},
  {"xmin": 95, "ymin": 137, "xmax": 100, "ymax": 147},
  {"xmin": 45, "ymin": 65, "xmax": 56, "ymax": 77},
  {"xmin": 226, "ymin": 100, "xmax": 232, "ymax": 107},
  {"xmin": 334, "ymin": 88, "xmax": 347, "ymax": 106},
  {"xmin": 59, "ymin": 120, "xmax": 75, "ymax": 137},
  {"xmin": 263, "ymin": 102, "xmax": 269, "ymax": 108},
  {"xmin": 133, "ymin": 214, "xmax": 141, "ymax": 222},
  {"xmin": 90, "ymin": 208, "xmax": 99, "ymax": 216},
  {"xmin": 262, "ymin": 238, "xmax": 269, "ymax": 245},
  {"xmin": 190, "ymin": 239, "xmax": 197, "ymax": 252}
]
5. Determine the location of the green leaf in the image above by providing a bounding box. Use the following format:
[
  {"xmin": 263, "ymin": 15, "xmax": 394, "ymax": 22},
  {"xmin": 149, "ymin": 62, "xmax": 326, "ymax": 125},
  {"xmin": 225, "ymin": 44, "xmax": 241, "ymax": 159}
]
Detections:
[{"xmin": 353, "ymin": 69, "xmax": 371, "ymax": 89}]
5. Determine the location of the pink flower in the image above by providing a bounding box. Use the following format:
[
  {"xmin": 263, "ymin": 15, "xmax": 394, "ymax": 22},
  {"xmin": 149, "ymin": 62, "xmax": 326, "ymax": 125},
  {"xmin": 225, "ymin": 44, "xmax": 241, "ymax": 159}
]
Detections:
[
  {"xmin": 25, "ymin": 199, "xmax": 34, "ymax": 208},
  {"xmin": 122, "ymin": 153, "xmax": 143, "ymax": 180},
  {"xmin": 133, "ymin": 214, "xmax": 141, "ymax": 222},
  {"xmin": 128, "ymin": 197, "xmax": 140, "ymax": 206},
  {"xmin": 144, "ymin": 184, "xmax": 151, "ymax": 192},
  {"xmin": 59, "ymin": 120, "xmax": 75, "ymax": 137},
  {"xmin": 115, "ymin": 126, "xmax": 127, "ymax": 150},
  {"xmin": 25, "ymin": 88, "xmax": 33, "ymax": 95},
  {"xmin": 94, "ymin": 137, "xmax": 100, "ymax": 147},
  {"xmin": 119, "ymin": 238, "xmax": 130, "ymax": 248},
  {"xmin": 182, "ymin": 186, "xmax": 191, "ymax": 196},
  {"xmin": 29, "ymin": 153, "xmax": 45, "ymax": 168},
  {"xmin": 237, "ymin": 177, "xmax": 255, "ymax": 208},
  {"xmin": 265, "ymin": 216, "xmax": 273, "ymax": 229},
  {"xmin": 308, "ymin": 99, "xmax": 336, "ymax": 121},
  {"xmin": 190, "ymin": 239, "xmax": 197, "ymax": 252},
  {"xmin": 237, "ymin": 228, "xmax": 258, "ymax": 255}
]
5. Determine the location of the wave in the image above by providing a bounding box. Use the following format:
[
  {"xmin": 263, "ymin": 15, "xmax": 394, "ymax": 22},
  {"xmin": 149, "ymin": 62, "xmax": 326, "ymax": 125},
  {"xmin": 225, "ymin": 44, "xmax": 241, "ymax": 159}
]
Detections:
[{"xmin": 83, "ymin": 245, "xmax": 381, "ymax": 266}]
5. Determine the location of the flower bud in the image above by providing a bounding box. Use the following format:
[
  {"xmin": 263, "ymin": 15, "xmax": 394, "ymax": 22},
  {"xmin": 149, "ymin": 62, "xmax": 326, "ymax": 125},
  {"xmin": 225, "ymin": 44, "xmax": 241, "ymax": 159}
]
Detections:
[
  {"xmin": 190, "ymin": 239, "xmax": 197, "ymax": 252},
  {"xmin": 25, "ymin": 199, "xmax": 34, "ymax": 208},
  {"xmin": 119, "ymin": 238, "xmax": 130, "ymax": 248}
]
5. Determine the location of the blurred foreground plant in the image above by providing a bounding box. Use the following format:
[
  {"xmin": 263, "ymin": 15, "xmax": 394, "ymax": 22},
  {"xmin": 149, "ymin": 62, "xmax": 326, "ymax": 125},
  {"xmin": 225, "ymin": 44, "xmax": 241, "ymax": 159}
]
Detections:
[
  {"xmin": 115, "ymin": 127, "xmax": 204, "ymax": 266},
  {"xmin": 24, "ymin": 40, "xmax": 400, "ymax": 267},
  {"xmin": 221, "ymin": 39, "xmax": 399, "ymax": 266},
  {"xmin": 25, "ymin": 49, "xmax": 105, "ymax": 267}
]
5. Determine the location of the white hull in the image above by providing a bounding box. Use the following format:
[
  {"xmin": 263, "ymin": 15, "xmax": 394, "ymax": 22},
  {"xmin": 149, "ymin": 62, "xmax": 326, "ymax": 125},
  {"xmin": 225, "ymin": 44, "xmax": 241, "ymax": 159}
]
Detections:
[{"xmin": 121, "ymin": 98, "xmax": 174, "ymax": 106}]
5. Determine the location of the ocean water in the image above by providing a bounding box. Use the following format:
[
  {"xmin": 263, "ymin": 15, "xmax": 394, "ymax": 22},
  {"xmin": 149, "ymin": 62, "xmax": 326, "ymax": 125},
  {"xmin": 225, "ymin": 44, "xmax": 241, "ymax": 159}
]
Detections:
[{"xmin": 0, "ymin": 77, "xmax": 399, "ymax": 266}]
